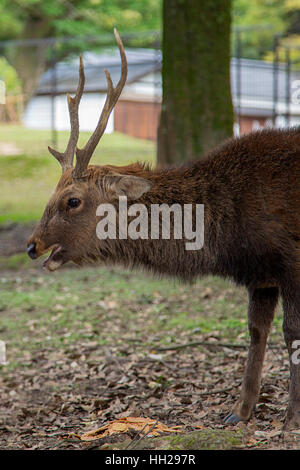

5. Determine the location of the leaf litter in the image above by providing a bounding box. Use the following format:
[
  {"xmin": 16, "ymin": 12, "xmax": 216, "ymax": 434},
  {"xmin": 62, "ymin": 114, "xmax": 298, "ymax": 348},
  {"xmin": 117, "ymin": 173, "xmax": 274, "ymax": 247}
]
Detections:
[
  {"xmin": 1, "ymin": 266, "xmax": 300, "ymax": 449},
  {"xmin": 78, "ymin": 417, "xmax": 182, "ymax": 441}
]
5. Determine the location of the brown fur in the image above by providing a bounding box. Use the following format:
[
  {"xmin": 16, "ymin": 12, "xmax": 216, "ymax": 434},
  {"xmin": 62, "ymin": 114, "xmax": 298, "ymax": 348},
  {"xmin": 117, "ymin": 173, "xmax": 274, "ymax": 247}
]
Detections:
[{"xmin": 27, "ymin": 128, "xmax": 300, "ymax": 429}]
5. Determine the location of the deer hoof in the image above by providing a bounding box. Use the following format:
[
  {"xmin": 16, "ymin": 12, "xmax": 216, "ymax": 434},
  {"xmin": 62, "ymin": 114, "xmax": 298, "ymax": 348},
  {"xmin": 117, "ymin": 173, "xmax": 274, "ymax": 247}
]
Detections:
[
  {"xmin": 224, "ymin": 413, "xmax": 241, "ymax": 425},
  {"xmin": 283, "ymin": 411, "xmax": 300, "ymax": 431}
]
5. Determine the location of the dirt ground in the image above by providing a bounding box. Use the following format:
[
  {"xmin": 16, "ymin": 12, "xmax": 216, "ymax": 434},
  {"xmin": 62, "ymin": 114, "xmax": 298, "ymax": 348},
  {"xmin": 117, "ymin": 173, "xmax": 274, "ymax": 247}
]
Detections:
[
  {"xmin": 0, "ymin": 223, "xmax": 36, "ymax": 257},
  {"xmin": 1, "ymin": 225, "xmax": 300, "ymax": 450},
  {"xmin": 1, "ymin": 327, "xmax": 300, "ymax": 450}
]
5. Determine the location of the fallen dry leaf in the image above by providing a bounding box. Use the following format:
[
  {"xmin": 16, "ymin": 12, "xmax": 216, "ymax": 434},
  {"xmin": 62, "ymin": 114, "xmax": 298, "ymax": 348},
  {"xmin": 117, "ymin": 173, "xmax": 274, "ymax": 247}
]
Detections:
[
  {"xmin": 0, "ymin": 260, "xmax": 295, "ymax": 450},
  {"xmin": 80, "ymin": 417, "xmax": 183, "ymax": 441}
]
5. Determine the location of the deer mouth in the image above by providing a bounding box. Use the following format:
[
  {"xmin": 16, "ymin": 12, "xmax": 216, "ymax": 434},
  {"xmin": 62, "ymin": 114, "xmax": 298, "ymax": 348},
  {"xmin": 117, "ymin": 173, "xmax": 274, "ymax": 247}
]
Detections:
[{"xmin": 43, "ymin": 245, "xmax": 65, "ymax": 271}]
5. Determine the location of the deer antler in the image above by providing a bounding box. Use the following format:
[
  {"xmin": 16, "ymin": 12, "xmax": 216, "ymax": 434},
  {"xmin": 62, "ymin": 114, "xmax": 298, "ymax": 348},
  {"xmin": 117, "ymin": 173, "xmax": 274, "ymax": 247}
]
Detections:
[
  {"xmin": 48, "ymin": 28, "xmax": 127, "ymax": 178},
  {"xmin": 73, "ymin": 28, "xmax": 127, "ymax": 179},
  {"xmin": 48, "ymin": 56, "xmax": 85, "ymax": 173}
]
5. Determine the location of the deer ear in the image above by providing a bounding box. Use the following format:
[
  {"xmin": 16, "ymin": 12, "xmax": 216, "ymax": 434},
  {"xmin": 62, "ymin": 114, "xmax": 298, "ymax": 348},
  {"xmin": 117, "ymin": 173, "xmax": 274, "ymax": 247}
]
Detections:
[{"xmin": 103, "ymin": 175, "xmax": 152, "ymax": 200}]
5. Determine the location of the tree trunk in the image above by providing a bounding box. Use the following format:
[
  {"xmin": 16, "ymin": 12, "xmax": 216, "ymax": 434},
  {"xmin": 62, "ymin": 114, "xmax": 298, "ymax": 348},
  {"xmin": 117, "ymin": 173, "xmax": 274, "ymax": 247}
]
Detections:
[
  {"xmin": 7, "ymin": 19, "xmax": 51, "ymax": 107},
  {"xmin": 157, "ymin": 0, "xmax": 234, "ymax": 165}
]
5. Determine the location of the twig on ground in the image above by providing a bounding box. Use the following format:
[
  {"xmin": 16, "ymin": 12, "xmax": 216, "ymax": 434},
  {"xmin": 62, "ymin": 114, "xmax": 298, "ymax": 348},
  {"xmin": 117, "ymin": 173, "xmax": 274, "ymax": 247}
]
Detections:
[
  {"xmin": 125, "ymin": 421, "xmax": 150, "ymax": 450},
  {"xmin": 155, "ymin": 341, "xmax": 281, "ymax": 352},
  {"xmin": 197, "ymin": 385, "xmax": 237, "ymax": 396},
  {"xmin": 126, "ymin": 420, "xmax": 159, "ymax": 450}
]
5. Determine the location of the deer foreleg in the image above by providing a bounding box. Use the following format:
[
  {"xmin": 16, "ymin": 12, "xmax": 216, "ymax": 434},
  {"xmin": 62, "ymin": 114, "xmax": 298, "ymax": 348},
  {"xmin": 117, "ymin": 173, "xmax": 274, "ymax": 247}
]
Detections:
[{"xmin": 225, "ymin": 287, "xmax": 279, "ymax": 424}]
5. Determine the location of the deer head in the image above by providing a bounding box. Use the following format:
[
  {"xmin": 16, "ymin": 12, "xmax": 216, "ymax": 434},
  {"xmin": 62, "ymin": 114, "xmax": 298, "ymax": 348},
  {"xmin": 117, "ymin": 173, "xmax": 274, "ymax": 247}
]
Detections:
[{"xmin": 26, "ymin": 29, "xmax": 152, "ymax": 271}]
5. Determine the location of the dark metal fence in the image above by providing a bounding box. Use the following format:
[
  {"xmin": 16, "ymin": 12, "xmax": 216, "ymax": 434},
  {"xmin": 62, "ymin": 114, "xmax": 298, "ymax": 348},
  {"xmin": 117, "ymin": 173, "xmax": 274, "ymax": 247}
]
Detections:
[
  {"xmin": 232, "ymin": 28, "xmax": 300, "ymax": 135},
  {"xmin": 0, "ymin": 28, "xmax": 300, "ymax": 155}
]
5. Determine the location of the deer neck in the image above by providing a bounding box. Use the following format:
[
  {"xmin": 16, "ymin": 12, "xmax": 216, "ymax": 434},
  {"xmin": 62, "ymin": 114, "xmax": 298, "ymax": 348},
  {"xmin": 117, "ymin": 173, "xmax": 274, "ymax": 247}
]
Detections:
[{"xmin": 94, "ymin": 163, "xmax": 210, "ymax": 280}]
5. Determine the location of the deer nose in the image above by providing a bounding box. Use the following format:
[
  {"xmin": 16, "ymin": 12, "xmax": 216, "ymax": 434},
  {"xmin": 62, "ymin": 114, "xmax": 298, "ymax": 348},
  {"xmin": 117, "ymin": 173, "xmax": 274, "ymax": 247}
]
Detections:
[{"xmin": 27, "ymin": 242, "xmax": 37, "ymax": 259}]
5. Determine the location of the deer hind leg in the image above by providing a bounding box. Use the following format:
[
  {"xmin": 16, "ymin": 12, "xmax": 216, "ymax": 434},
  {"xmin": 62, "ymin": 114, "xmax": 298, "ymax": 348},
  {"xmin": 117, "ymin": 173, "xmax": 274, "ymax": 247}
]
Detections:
[
  {"xmin": 282, "ymin": 282, "xmax": 300, "ymax": 430},
  {"xmin": 224, "ymin": 286, "xmax": 279, "ymax": 424}
]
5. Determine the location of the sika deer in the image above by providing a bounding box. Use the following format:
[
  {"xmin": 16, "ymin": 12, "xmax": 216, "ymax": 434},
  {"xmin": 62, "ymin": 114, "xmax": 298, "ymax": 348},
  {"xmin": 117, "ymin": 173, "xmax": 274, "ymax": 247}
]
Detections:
[{"xmin": 27, "ymin": 29, "xmax": 300, "ymax": 430}]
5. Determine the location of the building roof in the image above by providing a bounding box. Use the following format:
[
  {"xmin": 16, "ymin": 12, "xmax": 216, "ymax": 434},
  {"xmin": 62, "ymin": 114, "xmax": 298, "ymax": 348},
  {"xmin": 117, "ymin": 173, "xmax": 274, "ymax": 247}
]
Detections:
[
  {"xmin": 231, "ymin": 58, "xmax": 300, "ymax": 117},
  {"xmin": 35, "ymin": 49, "xmax": 300, "ymax": 117},
  {"xmin": 36, "ymin": 48, "xmax": 162, "ymax": 95}
]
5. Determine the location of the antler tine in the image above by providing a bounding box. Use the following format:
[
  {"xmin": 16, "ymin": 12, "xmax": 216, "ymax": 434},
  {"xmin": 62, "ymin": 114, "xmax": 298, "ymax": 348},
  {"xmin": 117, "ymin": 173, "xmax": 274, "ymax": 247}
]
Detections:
[
  {"xmin": 48, "ymin": 55, "xmax": 85, "ymax": 173},
  {"xmin": 73, "ymin": 28, "xmax": 127, "ymax": 179}
]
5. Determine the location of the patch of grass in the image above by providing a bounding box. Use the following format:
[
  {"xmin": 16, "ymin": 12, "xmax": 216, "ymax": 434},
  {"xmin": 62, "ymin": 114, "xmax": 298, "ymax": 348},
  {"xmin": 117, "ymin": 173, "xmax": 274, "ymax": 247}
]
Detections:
[
  {"xmin": 107, "ymin": 429, "xmax": 244, "ymax": 450},
  {"xmin": 0, "ymin": 260, "xmax": 284, "ymax": 371},
  {"xmin": 0, "ymin": 154, "xmax": 50, "ymax": 179},
  {"xmin": 0, "ymin": 213, "xmax": 41, "ymax": 224},
  {"xmin": 0, "ymin": 253, "xmax": 31, "ymax": 270},
  {"xmin": 0, "ymin": 124, "xmax": 156, "ymax": 223}
]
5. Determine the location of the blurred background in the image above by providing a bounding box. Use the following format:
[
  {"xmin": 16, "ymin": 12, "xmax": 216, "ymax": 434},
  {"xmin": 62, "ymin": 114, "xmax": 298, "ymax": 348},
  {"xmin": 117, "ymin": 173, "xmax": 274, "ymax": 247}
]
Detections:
[
  {"xmin": 1, "ymin": 0, "xmax": 300, "ymax": 224},
  {"xmin": 0, "ymin": 1, "xmax": 298, "ymax": 450}
]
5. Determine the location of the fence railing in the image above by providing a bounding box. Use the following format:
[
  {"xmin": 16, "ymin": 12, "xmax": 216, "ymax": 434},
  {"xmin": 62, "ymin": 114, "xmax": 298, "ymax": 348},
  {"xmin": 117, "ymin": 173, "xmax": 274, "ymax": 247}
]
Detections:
[{"xmin": 1, "ymin": 28, "xmax": 300, "ymax": 153}]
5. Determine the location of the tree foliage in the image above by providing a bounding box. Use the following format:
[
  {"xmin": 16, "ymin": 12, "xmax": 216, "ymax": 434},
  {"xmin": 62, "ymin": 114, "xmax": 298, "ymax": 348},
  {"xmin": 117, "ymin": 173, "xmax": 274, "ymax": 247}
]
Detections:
[
  {"xmin": 0, "ymin": 0, "xmax": 162, "ymax": 104},
  {"xmin": 0, "ymin": 57, "xmax": 21, "ymax": 94},
  {"xmin": 0, "ymin": 0, "xmax": 162, "ymax": 41},
  {"xmin": 233, "ymin": 0, "xmax": 300, "ymax": 59}
]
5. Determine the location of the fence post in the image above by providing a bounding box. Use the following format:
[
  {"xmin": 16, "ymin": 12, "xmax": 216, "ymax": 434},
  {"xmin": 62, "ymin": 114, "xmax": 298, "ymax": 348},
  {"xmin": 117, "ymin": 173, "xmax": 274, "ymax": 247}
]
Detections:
[
  {"xmin": 235, "ymin": 30, "xmax": 242, "ymax": 134},
  {"xmin": 272, "ymin": 34, "xmax": 279, "ymax": 127},
  {"xmin": 285, "ymin": 46, "xmax": 291, "ymax": 128},
  {"xmin": 50, "ymin": 43, "xmax": 57, "ymax": 147}
]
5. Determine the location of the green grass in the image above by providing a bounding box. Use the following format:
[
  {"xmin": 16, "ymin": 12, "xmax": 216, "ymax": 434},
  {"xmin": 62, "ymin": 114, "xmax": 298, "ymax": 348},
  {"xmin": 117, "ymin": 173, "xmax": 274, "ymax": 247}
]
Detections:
[
  {"xmin": 0, "ymin": 253, "xmax": 31, "ymax": 270},
  {"xmin": 0, "ymin": 124, "xmax": 156, "ymax": 223},
  {"xmin": 0, "ymin": 258, "xmax": 284, "ymax": 371}
]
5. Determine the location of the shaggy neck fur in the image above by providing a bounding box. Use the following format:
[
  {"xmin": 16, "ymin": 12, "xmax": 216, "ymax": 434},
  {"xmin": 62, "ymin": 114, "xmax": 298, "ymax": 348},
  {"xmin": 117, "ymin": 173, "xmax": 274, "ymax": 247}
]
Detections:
[{"xmin": 64, "ymin": 128, "xmax": 300, "ymax": 287}]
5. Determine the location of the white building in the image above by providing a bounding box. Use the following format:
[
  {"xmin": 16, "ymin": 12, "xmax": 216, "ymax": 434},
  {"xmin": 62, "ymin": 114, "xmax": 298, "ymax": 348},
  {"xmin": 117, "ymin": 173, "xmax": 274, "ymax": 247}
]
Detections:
[{"xmin": 24, "ymin": 49, "xmax": 300, "ymax": 140}]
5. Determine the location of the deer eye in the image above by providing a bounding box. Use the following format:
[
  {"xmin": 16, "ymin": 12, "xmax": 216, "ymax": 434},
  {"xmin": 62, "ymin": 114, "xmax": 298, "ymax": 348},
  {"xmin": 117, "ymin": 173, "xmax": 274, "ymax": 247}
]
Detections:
[{"xmin": 67, "ymin": 198, "xmax": 81, "ymax": 208}]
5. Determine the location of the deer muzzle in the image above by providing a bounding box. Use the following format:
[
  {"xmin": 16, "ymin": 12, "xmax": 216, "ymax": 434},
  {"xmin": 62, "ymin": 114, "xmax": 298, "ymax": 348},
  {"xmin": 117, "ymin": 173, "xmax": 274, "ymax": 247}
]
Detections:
[
  {"xmin": 26, "ymin": 234, "xmax": 66, "ymax": 271},
  {"xmin": 42, "ymin": 245, "xmax": 64, "ymax": 271},
  {"xmin": 27, "ymin": 242, "xmax": 37, "ymax": 259}
]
